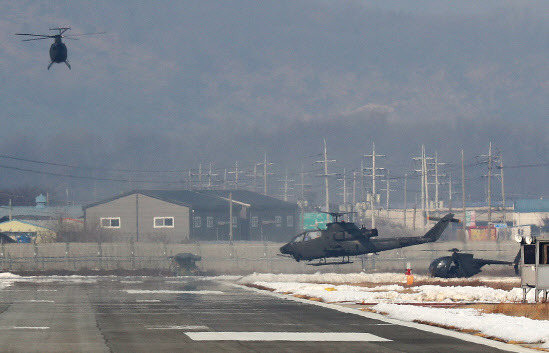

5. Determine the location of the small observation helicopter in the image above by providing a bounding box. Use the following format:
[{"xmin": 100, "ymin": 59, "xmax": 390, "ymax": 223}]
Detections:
[
  {"xmin": 15, "ymin": 27, "xmax": 104, "ymax": 70},
  {"xmin": 428, "ymin": 248, "xmax": 515, "ymax": 278},
  {"xmin": 279, "ymin": 212, "xmax": 458, "ymax": 266}
]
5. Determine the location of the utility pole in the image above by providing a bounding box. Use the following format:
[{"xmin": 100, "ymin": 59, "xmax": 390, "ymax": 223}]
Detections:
[
  {"xmin": 360, "ymin": 160, "xmax": 365, "ymax": 202},
  {"xmin": 381, "ymin": 172, "xmax": 392, "ymax": 210},
  {"xmin": 352, "ymin": 171, "xmax": 357, "ymax": 223},
  {"xmin": 424, "ymin": 147, "xmax": 430, "ymax": 223},
  {"xmin": 337, "ymin": 168, "xmax": 348, "ymax": 205},
  {"xmin": 487, "ymin": 142, "xmax": 492, "ymax": 226},
  {"xmin": 207, "ymin": 163, "xmax": 218, "ymax": 188},
  {"xmin": 198, "ymin": 163, "xmax": 203, "ymax": 188},
  {"xmin": 337, "ymin": 168, "xmax": 349, "ymax": 220},
  {"xmin": 404, "ymin": 174, "xmax": 407, "ymax": 227},
  {"xmin": 413, "ymin": 145, "xmax": 433, "ymax": 228},
  {"xmin": 192, "ymin": 164, "xmax": 210, "ymax": 189},
  {"xmin": 448, "ymin": 174, "xmax": 453, "ymax": 212},
  {"xmin": 461, "ymin": 149, "xmax": 466, "ymax": 233},
  {"xmin": 187, "ymin": 169, "xmax": 193, "ymax": 189},
  {"xmin": 364, "ymin": 142, "xmax": 385, "ymax": 228},
  {"xmin": 279, "ymin": 168, "xmax": 294, "ymax": 202},
  {"xmin": 500, "ymin": 155, "xmax": 506, "ymax": 223},
  {"xmin": 257, "ymin": 153, "xmax": 273, "ymax": 195},
  {"xmin": 295, "ymin": 164, "xmax": 310, "ymax": 202},
  {"xmin": 480, "ymin": 142, "xmax": 493, "ymax": 226},
  {"xmin": 229, "ymin": 192, "xmax": 233, "ymax": 242},
  {"xmin": 228, "ymin": 161, "xmax": 245, "ymax": 189},
  {"xmin": 352, "ymin": 171, "xmax": 357, "ymax": 206},
  {"xmin": 316, "ymin": 139, "xmax": 336, "ymax": 214}
]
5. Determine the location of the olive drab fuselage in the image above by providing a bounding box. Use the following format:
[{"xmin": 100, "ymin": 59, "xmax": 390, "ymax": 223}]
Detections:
[{"xmin": 280, "ymin": 213, "xmax": 455, "ymax": 262}]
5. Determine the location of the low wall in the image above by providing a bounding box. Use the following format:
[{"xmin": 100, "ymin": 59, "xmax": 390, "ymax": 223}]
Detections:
[{"xmin": 0, "ymin": 240, "xmax": 521, "ymax": 275}]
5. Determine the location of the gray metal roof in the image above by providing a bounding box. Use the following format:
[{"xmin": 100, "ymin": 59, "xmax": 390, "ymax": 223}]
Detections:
[
  {"xmin": 84, "ymin": 189, "xmax": 297, "ymax": 211},
  {"xmin": 199, "ymin": 190, "xmax": 297, "ymax": 210}
]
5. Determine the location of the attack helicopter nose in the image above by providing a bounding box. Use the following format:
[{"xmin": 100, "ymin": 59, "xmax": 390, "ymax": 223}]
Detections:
[{"xmin": 280, "ymin": 244, "xmax": 289, "ymax": 254}]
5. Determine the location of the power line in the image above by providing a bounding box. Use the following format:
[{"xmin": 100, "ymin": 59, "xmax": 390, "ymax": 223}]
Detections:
[
  {"xmin": 501, "ymin": 162, "xmax": 549, "ymax": 169},
  {"xmin": 0, "ymin": 154, "xmax": 187, "ymax": 173},
  {"xmin": 0, "ymin": 163, "xmax": 179, "ymax": 184}
]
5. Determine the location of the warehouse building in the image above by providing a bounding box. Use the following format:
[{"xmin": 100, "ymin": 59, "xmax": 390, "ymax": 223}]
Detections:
[
  {"xmin": 513, "ymin": 199, "xmax": 549, "ymax": 227},
  {"xmin": 83, "ymin": 190, "xmax": 298, "ymax": 243}
]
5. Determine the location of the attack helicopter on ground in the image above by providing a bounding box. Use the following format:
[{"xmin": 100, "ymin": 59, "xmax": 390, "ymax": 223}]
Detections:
[
  {"xmin": 15, "ymin": 27, "xmax": 104, "ymax": 70},
  {"xmin": 428, "ymin": 248, "xmax": 517, "ymax": 278},
  {"xmin": 279, "ymin": 212, "xmax": 458, "ymax": 266}
]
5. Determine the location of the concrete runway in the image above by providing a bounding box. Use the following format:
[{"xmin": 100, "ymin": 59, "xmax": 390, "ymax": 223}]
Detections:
[{"xmin": 0, "ymin": 276, "xmax": 533, "ymax": 352}]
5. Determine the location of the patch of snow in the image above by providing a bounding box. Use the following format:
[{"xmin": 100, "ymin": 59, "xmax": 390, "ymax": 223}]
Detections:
[
  {"xmin": 253, "ymin": 281, "xmax": 523, "ymax": 304},
  {"xmin": 238, "ymin": 272, "xmax": 519, "ymax": 286},
  {"xmin": 372, "ymin": 303, "xmax": 549, "ymax": 345},
  {"xmin": 0, "ymin": 272, "xmax": 21, "ymax": 279}
]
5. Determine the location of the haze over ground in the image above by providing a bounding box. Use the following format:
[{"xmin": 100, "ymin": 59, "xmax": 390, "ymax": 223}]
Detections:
[{"xmin": 1, "ymin": 1, "xmax": 548, "ymax": 204}]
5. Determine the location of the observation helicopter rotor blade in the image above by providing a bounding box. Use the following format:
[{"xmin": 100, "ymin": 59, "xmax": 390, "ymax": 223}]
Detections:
[
  {"xmin": 15, "ymin": 33, "xmax": 55, "ymax": 41},
  {"xmin": 15, "ymin": 33, "xmax": 52, "ymax": 37},
  {"xmin": 21, "ymin": 37, "xmax": 52, "ymax": 42},
  {"xmin": 65, "ymin": 31, "xmax": 106, "ymax": 37}
]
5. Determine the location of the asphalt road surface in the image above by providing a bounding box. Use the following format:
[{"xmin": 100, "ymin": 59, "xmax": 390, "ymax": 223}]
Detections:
[{"xmin": 0, "ymin": 276, "xmax": 533, "ymax": 352}]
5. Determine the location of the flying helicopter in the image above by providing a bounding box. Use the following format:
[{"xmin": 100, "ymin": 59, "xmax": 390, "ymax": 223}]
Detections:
[
  {"xmin": 279, "ymin": 212, "xmax": 458, "ymax": 266},
  {"xmin": 428, "ymin": 248, "xmax": 516, "ymax": 278},
  {"xmin": 15, "ymin": 27, "xmax": 104, "ymax": 70}
]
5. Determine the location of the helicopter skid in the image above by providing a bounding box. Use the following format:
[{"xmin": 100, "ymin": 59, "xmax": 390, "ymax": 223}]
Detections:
[{"xmin": 308, "ymin": 260, "xmax": 353, "ymax": 266}]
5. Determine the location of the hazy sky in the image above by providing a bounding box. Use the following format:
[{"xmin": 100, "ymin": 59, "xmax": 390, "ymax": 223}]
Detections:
[{"xmin": 1, "ymin": 1, "xmax": 548, "ymax": 204}]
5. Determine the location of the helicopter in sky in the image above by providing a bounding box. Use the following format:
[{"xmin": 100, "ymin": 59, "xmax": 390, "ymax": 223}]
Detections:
[
  {"xmin": 279, "ymin": 212, "xmax": 458, "ymax": 266},
  {"xmin": 15, "ymin": 27, "xmax": 104, "ymax": 70},
  {"xmin": 428, "ymin": 248, "xmax": 516, "ymax": 278}
]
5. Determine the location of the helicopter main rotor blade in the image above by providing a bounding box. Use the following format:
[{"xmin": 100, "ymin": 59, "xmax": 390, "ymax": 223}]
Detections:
[
  {"xmin": 21, "ymin": 37, "xmax": 51, "ymax": 42},
  {"xmin": 15, "ymin": 33, "xmax": 53, "ymax": 37},
  {"xmin": 65, "ymin": 31, "xmax": 106, "ymax": 36},
  {"xmin": 63, "ymin": 37, "xmax": 80, "ymax": 40}
]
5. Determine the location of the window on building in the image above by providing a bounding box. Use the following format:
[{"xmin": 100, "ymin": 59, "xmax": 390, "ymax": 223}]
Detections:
[
  {"xmin": 524, "ymin": 245, "xmax": 536, "ymax": 265},
  {"xmin": 251, "ymin": 216, "xmax": 259, "ymax": 228},
  {"xmin": 275, "ymin": 216, "xmax": 282, "ymax": 227},
  {"xmin": 193, "ymin": 216, "xmax": 202, "ymax": 228},
  {"xmin": 154, "ymin": 217, "xmax": 174, "ymax": 228},
  {"xmin": 100, "ymin": 217, "xmax": 120, "ymax": 228},
  {"xmin": 207, "ymin": 217, "xmax": 214, "ymax": 228},
  {"xmin": 287, "ymin": 215, "xmax": 294, "ymax": 227}
]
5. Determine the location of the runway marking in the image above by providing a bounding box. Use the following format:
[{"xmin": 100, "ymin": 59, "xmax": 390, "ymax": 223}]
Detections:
[
  {"xmin": 146, "ymin": 325, "xmax": 209, "ymax": 330},
  {"xmin": 121, "ymin": 280, "xmax": 143, "ymax": 284},
  {"xmin": 1, "ymin": 326, "xmax": 50, "ymax": 330},
  {"xmin": 125, "ymin": 290, "xmax": 224, "ymax": 295},
  {"xmin": 165, "ymin": 281, "xmax": 187, "ymax": 284},
  {"xmin": 186, "ymin": 332, "xmax": 391, "ymax": 341},
  {"xmin": 136, "ymin": 299, "xmax": 161, "ymax": 303},
  {"xmin": 6, "ymin": 289, "xmax": 58, "ymax": 292},
  {"xmin": 17, "ymin": 300, "xmax": 55, "ymax": 303},
  {"xmin": 232, "ymin": 283, "xmax": 533, "ymax": 353}
]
